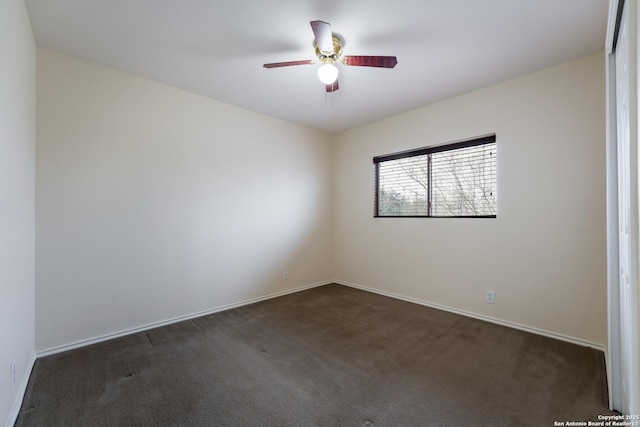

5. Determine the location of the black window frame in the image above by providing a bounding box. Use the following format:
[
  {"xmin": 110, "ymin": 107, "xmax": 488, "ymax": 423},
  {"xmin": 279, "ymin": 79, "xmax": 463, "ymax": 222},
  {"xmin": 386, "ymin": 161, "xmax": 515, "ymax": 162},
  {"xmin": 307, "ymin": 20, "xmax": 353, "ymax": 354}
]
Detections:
[{"xmin": 373, "ymin": 135, "xmax": 497, "ymax": 218}]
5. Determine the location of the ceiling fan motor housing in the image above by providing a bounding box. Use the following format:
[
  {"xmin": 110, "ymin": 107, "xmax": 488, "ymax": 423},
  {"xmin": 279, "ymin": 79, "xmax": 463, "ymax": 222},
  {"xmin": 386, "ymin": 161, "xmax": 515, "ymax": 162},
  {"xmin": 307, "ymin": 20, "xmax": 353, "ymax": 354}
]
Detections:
[{"xmin": 315, "ymin": 34, "xmax": 344, "ymax": 62}]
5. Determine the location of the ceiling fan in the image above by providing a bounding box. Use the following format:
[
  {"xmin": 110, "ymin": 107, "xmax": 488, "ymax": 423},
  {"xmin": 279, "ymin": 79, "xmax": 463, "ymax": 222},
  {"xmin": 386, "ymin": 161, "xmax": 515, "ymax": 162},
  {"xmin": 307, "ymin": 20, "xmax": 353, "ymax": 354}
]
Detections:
[{"xmin": 263, "ymin": 20, "xmax": 398, "ymax": 93}]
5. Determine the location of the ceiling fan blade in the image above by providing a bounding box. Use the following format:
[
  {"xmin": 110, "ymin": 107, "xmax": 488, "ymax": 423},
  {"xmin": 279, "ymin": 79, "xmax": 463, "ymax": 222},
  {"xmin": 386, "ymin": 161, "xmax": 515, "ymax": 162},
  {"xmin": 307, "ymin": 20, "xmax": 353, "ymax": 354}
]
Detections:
[
  {"xmin": 310, "ymin": 20, "xmax": 334, "ymax": 54},
  {"xmin": 263, "ymin": 60, "xmax": 314, "ymax": 69},
  {"xmin": 326, "ymin": 79, "xmax": 339, "ymax": 93},
  {"xmin": 343, "ymin": 56, "xmax": 398, "ymax": 68}
]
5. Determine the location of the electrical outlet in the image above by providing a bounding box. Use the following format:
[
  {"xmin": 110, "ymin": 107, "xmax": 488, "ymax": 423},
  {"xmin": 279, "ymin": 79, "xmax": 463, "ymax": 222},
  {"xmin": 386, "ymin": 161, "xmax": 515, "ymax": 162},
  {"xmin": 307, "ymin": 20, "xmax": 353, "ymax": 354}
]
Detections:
[
  {"xmin": 485, "ymin": 290, "xmax": 495, "ymax": 304},
  {"xmin": 283, "ymin": 271, "xmax": 288, "ymax": 281},
  {"xmin": 10, "ymin": 359, "xmax": 15, "ymax": 388}
]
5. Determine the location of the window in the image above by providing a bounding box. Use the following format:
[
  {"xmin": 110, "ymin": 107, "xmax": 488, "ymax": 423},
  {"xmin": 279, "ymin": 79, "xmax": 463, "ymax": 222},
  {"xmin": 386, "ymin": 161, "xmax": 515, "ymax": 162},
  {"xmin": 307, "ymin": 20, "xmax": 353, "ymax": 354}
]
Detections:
[{"xmin": 374, "ymin": 135, "xmax": 496, "ymax": 218}]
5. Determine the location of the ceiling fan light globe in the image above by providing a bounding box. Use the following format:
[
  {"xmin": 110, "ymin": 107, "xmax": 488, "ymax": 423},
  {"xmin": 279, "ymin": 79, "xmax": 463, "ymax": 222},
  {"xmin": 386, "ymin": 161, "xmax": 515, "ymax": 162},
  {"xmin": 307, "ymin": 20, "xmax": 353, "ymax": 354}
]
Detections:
[{"xmin": 317, "ymin": 63, "xmax": 339, "ymax": 84}]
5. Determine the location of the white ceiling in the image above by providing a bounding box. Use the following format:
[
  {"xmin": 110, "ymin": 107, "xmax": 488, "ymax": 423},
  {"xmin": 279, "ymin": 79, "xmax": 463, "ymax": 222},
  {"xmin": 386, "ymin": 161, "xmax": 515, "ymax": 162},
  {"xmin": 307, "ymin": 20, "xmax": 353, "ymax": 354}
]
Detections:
[{"xmin": 25, "ymin": 0, "xmax": 608, "ymax": 134}]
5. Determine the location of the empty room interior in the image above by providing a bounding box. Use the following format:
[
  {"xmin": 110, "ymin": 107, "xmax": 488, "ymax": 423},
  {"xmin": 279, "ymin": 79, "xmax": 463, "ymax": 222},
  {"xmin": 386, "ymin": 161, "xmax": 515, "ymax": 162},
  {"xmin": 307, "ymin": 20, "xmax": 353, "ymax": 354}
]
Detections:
[{"xmin": 3, "ymin": 0, "xmax": 640, "ymax": 425}]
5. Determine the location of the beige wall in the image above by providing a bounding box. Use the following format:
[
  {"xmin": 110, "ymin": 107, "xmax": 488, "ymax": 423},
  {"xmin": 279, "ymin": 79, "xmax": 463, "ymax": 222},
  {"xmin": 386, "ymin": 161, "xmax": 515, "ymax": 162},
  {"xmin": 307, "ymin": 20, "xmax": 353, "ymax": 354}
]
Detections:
[
  {"xmin": 333, "ymin": 52, "xmax": 607, "ymax": 346},
  {"xmin": 35, "ymin": 47, "xmax": 607, "ymax": 353},
  {"xmin": 0, "ymin": 0, "xmax": 36, "ymax": 425},
  {"xmin": 35, "ymin": 48, "xmax": 334, "ymax": 352}
]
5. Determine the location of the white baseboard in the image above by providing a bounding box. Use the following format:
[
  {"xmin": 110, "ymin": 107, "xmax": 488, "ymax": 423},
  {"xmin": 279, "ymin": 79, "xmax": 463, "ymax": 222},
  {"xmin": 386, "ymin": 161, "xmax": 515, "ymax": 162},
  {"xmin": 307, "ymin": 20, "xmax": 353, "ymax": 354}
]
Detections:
[
  {"xmin": 37, "ymin": 280, "xmax": 332, "ymax": 358},
  {"xmin": 37, "ymin": 279, "xmax": 605, "ymax": 357},
  {"xmin": 335, "ymin": 280, "xmax": 606, "ymax": 353},
  {"xmin": 6, "ymin": 352, "xmax": 36, "ymax": 427}
]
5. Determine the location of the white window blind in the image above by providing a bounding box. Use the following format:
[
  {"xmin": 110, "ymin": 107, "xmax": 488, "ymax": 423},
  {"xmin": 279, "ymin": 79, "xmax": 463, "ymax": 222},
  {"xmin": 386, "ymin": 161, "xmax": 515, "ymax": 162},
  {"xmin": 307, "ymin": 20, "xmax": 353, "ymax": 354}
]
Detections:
[{"xmin": 374, "ymin": 135, "xmax": 497, "ymax": 218}]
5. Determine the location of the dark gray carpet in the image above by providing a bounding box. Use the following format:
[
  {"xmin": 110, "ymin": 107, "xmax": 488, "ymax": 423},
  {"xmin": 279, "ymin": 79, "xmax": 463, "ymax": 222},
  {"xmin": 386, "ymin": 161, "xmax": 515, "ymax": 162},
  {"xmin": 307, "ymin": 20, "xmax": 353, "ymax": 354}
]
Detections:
[{"xmin": 16, "ymin": 284, "xmax": 614, "ymax": 426}]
